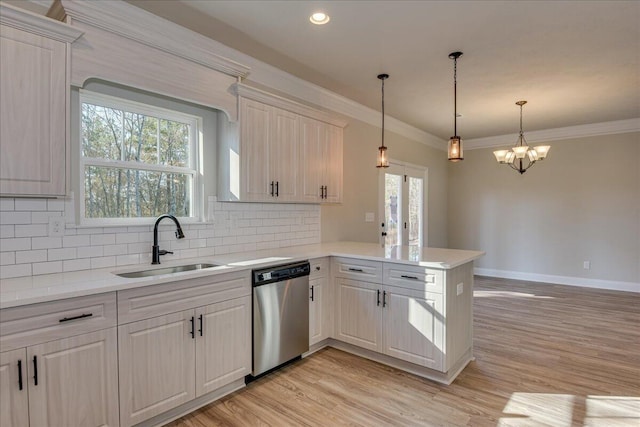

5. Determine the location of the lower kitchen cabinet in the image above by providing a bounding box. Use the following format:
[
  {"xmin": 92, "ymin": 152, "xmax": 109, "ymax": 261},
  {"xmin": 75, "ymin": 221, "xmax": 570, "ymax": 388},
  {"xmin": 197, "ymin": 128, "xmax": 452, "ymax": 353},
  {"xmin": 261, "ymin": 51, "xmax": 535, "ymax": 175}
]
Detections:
[
  {"xmin": 335, "ymin": 278, "xmax": 383, "ymax": 352},
  {"xmin": 118, "ymin": 296, "xmax": 251, "ymax": 427},
  {"xmin": 195, "ymin": 297, "xmax": 251, "ymax": 395},
  {"xmin": 0, "ymin": 328, "xmax": 119, "ymax": 427},
  {"xmin": 309, "ymin": 258, "xmax": 331, "ymax": 346},
  {"xmin": 335, "ymin": 278, "xmax": 444, "ymax": 371},
  {"xmin": 382, "ymin": 285, "xmax": 443, "ymax": 370},
  {"xmin": 0, "ymin": 348, "xmax": 29, "ymax": 427}
]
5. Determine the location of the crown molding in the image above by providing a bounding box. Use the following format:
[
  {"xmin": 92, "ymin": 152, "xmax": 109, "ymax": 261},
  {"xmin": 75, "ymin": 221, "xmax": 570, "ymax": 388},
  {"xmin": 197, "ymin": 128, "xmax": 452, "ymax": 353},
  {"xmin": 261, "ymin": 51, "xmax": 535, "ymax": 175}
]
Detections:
[
  {"xmin": 465, "ymin": 118, "xmax": 640, "ymax": 150},
  {"xmin": 232, "ymin": 83, "xmax": 349, "ymax": 128},
  {"xmin": 58, "ymin": 0, "xmax": 250, "ymax": 78},
  {"xmin": 1, "ymin": 2, "xmax": 83, "ymax": 43}
]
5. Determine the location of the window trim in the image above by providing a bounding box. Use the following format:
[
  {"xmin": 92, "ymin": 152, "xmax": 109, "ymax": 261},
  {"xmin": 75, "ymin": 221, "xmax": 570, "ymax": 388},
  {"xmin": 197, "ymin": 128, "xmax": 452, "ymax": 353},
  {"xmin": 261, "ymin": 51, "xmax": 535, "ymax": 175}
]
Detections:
[{"xmin": 78, "ymin": 89, "xmax": 202, "ymax": 226}]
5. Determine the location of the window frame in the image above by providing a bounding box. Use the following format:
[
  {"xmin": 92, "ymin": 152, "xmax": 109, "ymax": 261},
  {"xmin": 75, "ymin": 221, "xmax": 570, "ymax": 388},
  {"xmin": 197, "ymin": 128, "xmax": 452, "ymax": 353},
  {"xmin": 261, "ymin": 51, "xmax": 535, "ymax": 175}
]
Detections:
[{"xmin": 78, "ymin": 90, "xmax": 202, "ymax": 226}]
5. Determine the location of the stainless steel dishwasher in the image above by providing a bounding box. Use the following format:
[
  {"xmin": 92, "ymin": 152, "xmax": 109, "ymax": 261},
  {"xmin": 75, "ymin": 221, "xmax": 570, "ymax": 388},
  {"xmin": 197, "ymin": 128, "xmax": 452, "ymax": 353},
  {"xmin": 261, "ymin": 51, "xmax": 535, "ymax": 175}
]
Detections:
[{"xmin": 251, "ymin": 260, "xmax": 310, "ymax": 377}]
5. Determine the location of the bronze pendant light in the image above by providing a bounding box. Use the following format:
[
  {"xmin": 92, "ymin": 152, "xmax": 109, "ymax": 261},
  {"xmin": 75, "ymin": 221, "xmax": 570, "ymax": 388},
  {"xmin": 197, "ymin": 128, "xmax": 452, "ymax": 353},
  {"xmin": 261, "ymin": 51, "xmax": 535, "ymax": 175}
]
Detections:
[
  {"xmin": 376, "ymin": 73, "xmax": 390, "ymax": 168},
  {"xmin": 448, "ymin": 52, "xmax": 463, "ymax": 162}
]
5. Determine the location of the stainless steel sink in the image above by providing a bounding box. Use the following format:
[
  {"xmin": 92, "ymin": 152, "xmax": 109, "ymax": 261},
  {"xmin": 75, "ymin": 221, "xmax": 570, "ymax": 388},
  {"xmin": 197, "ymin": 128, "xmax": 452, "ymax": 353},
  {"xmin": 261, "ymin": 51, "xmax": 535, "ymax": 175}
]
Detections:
[{"xmin": 116, "ymin": 263, "xmax": 219, "ymax": 278}]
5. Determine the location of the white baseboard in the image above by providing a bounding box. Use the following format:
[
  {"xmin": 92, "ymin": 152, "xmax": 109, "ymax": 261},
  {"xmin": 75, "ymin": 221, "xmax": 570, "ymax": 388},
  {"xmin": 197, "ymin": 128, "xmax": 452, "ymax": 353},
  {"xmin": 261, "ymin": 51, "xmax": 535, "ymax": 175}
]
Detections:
[{"xmin": 474, "ymin": 268, "xmax": 640, "ymax": 293}]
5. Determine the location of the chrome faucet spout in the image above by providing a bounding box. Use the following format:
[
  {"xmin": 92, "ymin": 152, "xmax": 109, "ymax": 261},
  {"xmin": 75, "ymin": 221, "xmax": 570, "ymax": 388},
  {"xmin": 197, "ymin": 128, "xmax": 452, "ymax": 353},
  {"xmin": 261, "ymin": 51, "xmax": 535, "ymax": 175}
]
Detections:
[{"xmin": 152, "ymin": 214, "xmax": 185, "ymax": 264}]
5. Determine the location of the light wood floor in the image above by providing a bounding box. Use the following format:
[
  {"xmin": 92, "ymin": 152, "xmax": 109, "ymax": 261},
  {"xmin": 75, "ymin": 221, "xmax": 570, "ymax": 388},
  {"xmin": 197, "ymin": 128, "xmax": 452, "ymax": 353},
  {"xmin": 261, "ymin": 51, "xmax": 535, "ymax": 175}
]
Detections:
[{"xmin": 166, "ymin": 277, "xmax": 640, "ymax": 426}]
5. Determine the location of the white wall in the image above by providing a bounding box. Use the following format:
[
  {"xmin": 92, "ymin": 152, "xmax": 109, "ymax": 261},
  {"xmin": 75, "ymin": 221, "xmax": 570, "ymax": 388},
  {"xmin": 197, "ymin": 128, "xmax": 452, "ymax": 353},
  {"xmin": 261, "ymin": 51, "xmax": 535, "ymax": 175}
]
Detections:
[{"xmin": 448, "ymin": 132, "xmax": 640, "ymax": 291}]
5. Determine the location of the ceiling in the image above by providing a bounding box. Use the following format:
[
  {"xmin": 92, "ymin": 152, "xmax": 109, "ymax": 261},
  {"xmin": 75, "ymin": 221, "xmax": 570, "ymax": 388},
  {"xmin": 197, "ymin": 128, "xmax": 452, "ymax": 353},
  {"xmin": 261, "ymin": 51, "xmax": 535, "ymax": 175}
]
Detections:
[{"xmin": 111, "ymin": 2, "xmax": 640, "ymax": 139}]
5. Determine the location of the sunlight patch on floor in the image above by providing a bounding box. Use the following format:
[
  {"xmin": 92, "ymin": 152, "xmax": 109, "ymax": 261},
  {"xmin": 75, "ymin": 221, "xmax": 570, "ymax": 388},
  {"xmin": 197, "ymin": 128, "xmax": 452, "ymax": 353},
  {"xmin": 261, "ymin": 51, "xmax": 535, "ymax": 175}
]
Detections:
[
  {"xmin": 498, "ymin": 393, "xmax": 574, "ymax": 427},
  {"xmin": 474, "ymin": 290, "xmax": 555, "ymax": 299},
  {"xmin": 584, "ymin": 395, "xmax": 640, "ymax": 426}
]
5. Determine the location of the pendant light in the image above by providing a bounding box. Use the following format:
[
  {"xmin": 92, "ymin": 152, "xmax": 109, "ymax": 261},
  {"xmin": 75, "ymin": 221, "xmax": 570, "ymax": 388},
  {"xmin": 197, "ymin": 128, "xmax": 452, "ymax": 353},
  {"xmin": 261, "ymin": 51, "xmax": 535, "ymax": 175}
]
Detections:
[
  {"xmin": 493, "ymin": 101, "xmax": 550, "ymax": 174},
  {"xmin": 376, "ymin": 73, "xmax": 390, "ymax": 168},
  {"xmin": 448, "ymin": 52, "xmax": 463, "ymax": 162}
]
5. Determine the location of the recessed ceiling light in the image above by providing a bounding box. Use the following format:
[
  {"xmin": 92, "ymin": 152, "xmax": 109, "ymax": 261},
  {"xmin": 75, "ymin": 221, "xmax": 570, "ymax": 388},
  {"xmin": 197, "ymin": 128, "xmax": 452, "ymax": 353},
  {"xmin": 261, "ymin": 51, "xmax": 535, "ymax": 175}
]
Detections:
[{"xmin": 310, "ymin": 12, "xmax": 330, "ymax": 25}]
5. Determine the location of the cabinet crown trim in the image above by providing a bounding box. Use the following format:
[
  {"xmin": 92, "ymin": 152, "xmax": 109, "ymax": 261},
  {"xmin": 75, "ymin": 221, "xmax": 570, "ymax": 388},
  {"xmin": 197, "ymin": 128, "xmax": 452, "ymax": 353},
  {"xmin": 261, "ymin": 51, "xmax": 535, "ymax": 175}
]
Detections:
[
  {"xmin": 57, "ymin": 0, "xmax": 250, "ymax": 78},
  {"xmin": 233, "ymin": 83, "xmax": 349, "ymax": 128},
  {"xmin": 1, "ymin": 2, "xmax": 83, "ymax": 43}
]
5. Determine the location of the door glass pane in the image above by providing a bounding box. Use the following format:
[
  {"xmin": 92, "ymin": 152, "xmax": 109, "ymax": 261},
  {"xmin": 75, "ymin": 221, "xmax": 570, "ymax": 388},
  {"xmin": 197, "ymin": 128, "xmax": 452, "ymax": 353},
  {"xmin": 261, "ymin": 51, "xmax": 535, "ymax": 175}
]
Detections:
[
  {"xmin": 408, "ymin": 177, "xmax": 423, "ymax": 246},
  {"xmin": 385, "ymin": 173, "xmax": 402, "ymax": 246}
]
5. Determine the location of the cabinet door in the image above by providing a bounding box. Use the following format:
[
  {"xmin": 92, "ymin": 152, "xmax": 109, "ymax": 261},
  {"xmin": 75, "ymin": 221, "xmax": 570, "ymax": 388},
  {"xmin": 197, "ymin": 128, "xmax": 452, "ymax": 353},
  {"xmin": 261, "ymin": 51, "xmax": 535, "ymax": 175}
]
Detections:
[
  {"xmin": 118, "ymin": 310, "xmax": 195, "ymax": 427},
  {"xmin": 0, "ymin": 348, "xmax": 29, "ymax": 427},
  {"xmin": 0, "ymin": 25, "xmax": 67, "ymax": 196},
  {"xmin": 309, "ymin": 277, "xmax": 324, "ymax": 345},
  {"xmin": 271, "ymin": 107, "xmax": 299, "ymax": 201},
  {"xmin": 299, "ymin": 116, "xmax": 323, "ymax": 202},
  {"xmin": 382, "ymin": 286, "xmax": 444, "ymax": 370},
  {"xmin": 335, "ymin": 278, "xmax": 382, "ymax": 352},
  {"xmin": 195, "ymin": 296, "xmax": 251, "ymax": 396},
  {"xmin": 322, "ymin": 124, "xmax": 343, "ymax": 203},
  {"xmin": 240, "ymin": 98, "xmax": 271, "ymax": 201},
  {"xmin": 27, "ymin": 328, "xmax": 119, "ymax": 427}
]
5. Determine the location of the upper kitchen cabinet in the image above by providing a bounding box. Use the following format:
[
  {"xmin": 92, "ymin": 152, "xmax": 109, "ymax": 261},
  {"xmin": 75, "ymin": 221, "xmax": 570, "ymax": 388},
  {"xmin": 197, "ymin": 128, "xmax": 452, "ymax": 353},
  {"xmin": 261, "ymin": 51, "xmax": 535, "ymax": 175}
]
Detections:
[
  {"xmin": 0, "ymin": 4, "xmax": 82, "ymax": 197},
  {"xmin": 300, "ymin": 117, "xmax": 343, "ymax": 203},
  {"xmin": 219, "ymin": 83, "xmax": 347, "ymax": 203}
]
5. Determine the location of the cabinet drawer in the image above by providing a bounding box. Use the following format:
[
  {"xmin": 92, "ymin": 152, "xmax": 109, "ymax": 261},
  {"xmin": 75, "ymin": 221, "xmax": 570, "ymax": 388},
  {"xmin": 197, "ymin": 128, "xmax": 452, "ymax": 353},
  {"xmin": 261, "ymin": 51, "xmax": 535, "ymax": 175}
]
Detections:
[
  {"xmin": 332, "ymin": 257, "xmax": 383, "ymax": 282},
  {"xmin": 118, "ymin": 270, "xmax": 251, "ymax": 324},
  {"xmin": 309, "ymin": 257, "xmax": 329, "ymax": 280},
  {"xmin": 383, "ymin": 263, "xmax": 444, "ymax": 293},
  {"xmin": 0, "ymin": 292, "xmax": 117, "ymax": 351}
]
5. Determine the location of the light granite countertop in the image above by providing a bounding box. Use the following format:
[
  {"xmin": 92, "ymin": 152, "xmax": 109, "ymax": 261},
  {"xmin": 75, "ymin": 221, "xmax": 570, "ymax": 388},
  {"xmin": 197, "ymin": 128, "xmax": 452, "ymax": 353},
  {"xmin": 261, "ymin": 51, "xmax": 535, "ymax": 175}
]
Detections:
[{"xmin": 0, "ymin": 242, "xmax": 484, "ymax": 309}]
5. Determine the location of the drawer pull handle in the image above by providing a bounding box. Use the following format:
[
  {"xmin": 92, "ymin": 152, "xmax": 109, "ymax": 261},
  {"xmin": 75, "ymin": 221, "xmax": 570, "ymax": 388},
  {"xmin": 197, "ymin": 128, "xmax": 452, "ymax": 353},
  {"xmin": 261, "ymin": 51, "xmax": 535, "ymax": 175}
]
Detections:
[
  {"xmin": 18, "ymin": 360, "xmax": 23, "ymax": 391},
  {"xmin": 383, "ymin": 291, "xmax": 388, "ymax": 308},
  {"xmin": 400, "ymin": 275, "xmax": 419, "ymax": 280},
  {"xmin": 348, "ymin": 268, "xmax": 364, "ymax": 272},
  {"xmin": 59, "ymin": 313, "xmax": 93, "ymax": 323},
  {"xmin": 310, "ymin": 285, "xmax": 315, "ymax": 302},
  {"xmin": 190, "ymin": 316, "xmax": 195, "ymax": 339},
  {"xmin": 198, "ymin": 314, "xmax": 203, "ymax": 337},
  {"xmin": 315, "ymin": 266, "xmax": 321, "ymax": 271},
  {"xmin": 32, "ymin": 356, "xmax": 38, "ymax": 386},
  {"xmin": 377, "ymin": 289, "xmax": 381, "ymax": 306}
]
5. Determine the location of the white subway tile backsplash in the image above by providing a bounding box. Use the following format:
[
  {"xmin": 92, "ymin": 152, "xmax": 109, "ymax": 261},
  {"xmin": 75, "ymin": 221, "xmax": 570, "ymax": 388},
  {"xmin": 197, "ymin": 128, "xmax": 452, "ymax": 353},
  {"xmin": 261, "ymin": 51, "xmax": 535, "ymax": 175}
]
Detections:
[
  {"xmin": 16, "ymin": 250, "xmax": 47, "ymax": 264},
  {"xmin": 1, "ymin": 238, "xmax": 31, "ymax": 252},
  {"xmin": 0, "ymin": 225, "xmax": 14, "ymax": 239},
  {"xmin": 0, "ymin": 199, "xmax": 15, "ymax": 211},
  {"xmin": 1, "ymin": 263, "xmax": 32, "ymax": 279},
  {"xmin": 1, "ymin": 252, "xmax": 16, "ymax": 265},
  {"xmin": 48, "ymin": 247, "xmax": 77, "ymax": 261},
  {"xmin": 0, "ymin": 198, "xmax": 320, "ymax": 278},
  {"xmin": 90, "ymin": 256, "xmax": 116, "ymax": 269},
  {"xmin": 32, "ymin": 237, "xmax": 62, "ymax": 250},
  {"xmin": 63, "ymin": 235, "xmax": 91, "ymax": 247},
  {"xmin": 15, "ymin": 199, "xmax": 47, "ymax": 211},
  {"xmin": 32, "ymin": 261, "xmax": 63, "ymax": 275},
  {"xmin": 15, "ymin": 224, "xmax": 48, "ymax": 238},
  {"xmin": 1, "ymin": 211, "xmax": 32, "ymax": 225}
]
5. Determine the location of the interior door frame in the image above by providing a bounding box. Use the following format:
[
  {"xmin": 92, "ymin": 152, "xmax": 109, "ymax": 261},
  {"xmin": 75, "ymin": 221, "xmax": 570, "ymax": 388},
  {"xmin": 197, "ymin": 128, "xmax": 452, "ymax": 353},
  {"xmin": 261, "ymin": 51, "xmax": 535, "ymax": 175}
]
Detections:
[{"xmin": 378, "ymin": 159, "xmax": 428, "ymax": 247}]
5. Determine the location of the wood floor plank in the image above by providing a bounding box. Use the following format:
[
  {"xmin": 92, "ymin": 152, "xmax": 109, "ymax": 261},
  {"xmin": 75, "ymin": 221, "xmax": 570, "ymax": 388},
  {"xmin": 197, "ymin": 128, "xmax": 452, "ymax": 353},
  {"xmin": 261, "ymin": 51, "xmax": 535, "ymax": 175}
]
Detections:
[{"xmin": 166, "ymin": 277, "xmax": 640, "ymax": 426}]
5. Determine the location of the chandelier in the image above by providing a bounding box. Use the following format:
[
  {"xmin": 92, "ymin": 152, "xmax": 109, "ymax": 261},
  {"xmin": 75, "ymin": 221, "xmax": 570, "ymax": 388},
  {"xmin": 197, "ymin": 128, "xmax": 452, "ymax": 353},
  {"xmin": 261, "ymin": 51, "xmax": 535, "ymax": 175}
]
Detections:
[{"xmin": 493, "ymin": 101, "xmax": 550, "ymax": 174}]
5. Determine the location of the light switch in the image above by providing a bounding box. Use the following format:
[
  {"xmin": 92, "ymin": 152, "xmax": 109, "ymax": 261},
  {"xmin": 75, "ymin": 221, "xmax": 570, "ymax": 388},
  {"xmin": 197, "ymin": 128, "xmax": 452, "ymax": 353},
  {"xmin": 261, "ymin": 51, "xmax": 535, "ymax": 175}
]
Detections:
[
  {"xmin": 365, "ymin": 212, "xmax": 375, "ymax": 222},
  {"xmin": 456, "ymin": 282, "xmax": 464, "ymax": 296}
]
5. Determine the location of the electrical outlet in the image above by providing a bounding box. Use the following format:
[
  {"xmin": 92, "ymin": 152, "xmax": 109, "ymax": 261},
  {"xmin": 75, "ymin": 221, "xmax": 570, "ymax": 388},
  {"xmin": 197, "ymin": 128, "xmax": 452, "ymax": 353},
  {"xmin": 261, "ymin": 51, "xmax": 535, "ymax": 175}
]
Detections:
[
  {"xmin": 48, "ymin": 217, "xmax": 65, "ymax": 237},
  {"xmin": 456, "ymin": 282, "xmax": 464, "ymax": 296},
  {"xmin": 583, "ymin": 261, "xmax": 591, "ymax": 270},
  {"xmin": 365, "ymin": 212, "xmax": 375, "ymax": 222}
]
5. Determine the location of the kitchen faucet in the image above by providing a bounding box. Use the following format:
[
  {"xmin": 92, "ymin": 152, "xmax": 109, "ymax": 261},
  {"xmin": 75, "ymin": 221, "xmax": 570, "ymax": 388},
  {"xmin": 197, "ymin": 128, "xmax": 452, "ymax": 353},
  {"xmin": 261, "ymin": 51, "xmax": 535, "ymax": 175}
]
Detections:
[{"xmin": 152, "ymin": 214, "xmax": 185, "ymax": 264}]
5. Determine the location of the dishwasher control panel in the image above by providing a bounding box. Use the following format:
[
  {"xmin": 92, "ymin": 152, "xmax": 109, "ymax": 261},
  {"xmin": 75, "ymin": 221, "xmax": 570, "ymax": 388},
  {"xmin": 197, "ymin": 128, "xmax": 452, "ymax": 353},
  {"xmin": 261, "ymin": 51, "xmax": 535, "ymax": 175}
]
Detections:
[{"xmin": 253, "ymin": 261, "xmax": 310, "ymax": 286}]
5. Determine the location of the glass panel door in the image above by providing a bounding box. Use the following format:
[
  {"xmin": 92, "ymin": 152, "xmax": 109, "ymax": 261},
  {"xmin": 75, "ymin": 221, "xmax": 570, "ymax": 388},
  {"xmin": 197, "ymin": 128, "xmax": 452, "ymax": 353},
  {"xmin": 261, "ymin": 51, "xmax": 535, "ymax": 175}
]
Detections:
[{"xmin": 379, "ymin": 162, "xmax": 425, "ymax": 247}]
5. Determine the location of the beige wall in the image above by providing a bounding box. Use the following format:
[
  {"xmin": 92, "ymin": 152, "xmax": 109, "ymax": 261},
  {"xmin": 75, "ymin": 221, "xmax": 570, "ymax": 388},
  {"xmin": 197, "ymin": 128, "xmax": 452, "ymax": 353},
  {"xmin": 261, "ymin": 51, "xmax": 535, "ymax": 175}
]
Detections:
[
  {"xmin": 322, "ymin": 119, "xmax": 449, "ymax": 248},
  {"xmin": 448, "ymin": 132, "xmax": 640, "ymax": 284}
]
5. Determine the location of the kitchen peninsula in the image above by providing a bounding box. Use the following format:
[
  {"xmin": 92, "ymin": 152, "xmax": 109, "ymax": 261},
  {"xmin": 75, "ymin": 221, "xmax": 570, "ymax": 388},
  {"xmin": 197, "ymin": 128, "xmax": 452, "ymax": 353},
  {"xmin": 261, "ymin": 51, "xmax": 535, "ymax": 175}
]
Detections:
[{"xmin": 0, "ymin": 242, "xmax": 483, "ymax": 427}]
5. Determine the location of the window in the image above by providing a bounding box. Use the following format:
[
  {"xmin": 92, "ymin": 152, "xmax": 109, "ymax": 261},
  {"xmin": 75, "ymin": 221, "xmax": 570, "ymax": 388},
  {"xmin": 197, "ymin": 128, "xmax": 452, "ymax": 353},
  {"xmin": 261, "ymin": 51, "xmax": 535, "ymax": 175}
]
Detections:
[{"xmin": 80, "ymin": 91, "xmax": 200, "ymax": 224}]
